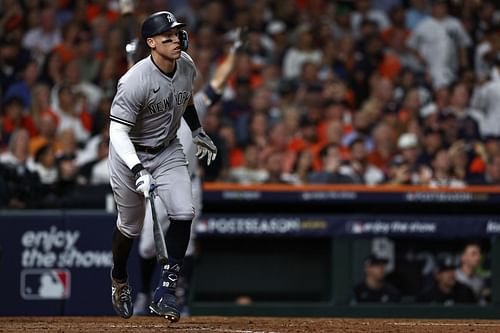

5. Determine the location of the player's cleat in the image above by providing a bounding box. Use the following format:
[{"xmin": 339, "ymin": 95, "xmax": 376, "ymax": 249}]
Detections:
[
  {"xmin": 149, "ymin": 263, "xmax": 182, "ymax": 322},
  {"xmin": 149, "ymin": 291, "xmax": 180, "ymax": 322},
  {"xmin": 111, "ymin": 277, "xmax": 133, "ymax": 319},
  {"xmin": 133, "ymin": 292, "xmax": 151, "ymax": 316}
]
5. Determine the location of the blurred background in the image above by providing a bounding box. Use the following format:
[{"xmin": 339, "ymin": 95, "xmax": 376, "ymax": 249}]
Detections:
[{"xmin": 1, "ymin": 0, "xmax": 500, "ymax": 318}]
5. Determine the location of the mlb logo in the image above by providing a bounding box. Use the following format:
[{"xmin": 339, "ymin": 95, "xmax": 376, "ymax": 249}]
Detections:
[
  {"xmin": 195, "ymin": 219, "xmax": 209, "ymax": 233},
  {"xmin": 21, "ymin": 269, "xmax": 71, "ymax": 300},
  {"xmin": 351, "ymin": 222, "xmax": 364, "ymax": 234}
]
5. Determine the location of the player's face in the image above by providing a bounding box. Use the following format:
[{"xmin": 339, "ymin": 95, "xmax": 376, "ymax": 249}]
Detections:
[{"xmin": 149, "ymin": 28, "xmax": 182, "ymax": 60}]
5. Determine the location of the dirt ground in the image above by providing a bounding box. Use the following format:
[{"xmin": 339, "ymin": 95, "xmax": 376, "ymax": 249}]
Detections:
[{"xmin": 2, "ymin": 316, "xmax": 500, "ymax": 333}]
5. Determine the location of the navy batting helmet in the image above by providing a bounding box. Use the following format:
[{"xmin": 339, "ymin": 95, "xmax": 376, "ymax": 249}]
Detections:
[{"xmin": 141, "ymin": 11, "xmax": 186, "ymax": 40}]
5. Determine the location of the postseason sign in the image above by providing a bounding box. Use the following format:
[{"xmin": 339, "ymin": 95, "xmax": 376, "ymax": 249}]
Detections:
[{"xmin": 196, "ymin": 214, "xmax": 500, "ymax": 238}]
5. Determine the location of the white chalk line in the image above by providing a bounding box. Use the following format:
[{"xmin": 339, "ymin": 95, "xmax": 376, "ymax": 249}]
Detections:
[
  {"xmin": 3, "ymin": 325, "xmax": 280, "ymax": 333},
  {"xmin": 391, "ymin": 322, "xmax": 500, "ymax": 327},
  {"xmin": 107, "ymin": 324, "xmax": 281, "ymax": 333}
]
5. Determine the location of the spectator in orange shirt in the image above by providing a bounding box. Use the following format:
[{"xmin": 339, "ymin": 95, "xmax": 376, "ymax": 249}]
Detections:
[
  {"xmin": 85, "ymin": 0, "xmax": 119, "ymax": 24},
  {"xmin": 29, "ymin": 111, "xmax": 59, "ymax": 158},
  {"xmin": 219, "ymin": 123, "xmax": 244, "ymax": 168},
  {"xmin": 52, "ymin": 20, "xmax": 81, "ymax": 65}
]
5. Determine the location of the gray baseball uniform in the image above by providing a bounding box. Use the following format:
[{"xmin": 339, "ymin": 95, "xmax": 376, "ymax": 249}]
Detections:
[
  {"xmin": 108, "ymin": 52, "xmax": 197, "ymax": 238},
  {"xmin": 138, "ymin": 90, "xmax": 209, "ymax": 258}
]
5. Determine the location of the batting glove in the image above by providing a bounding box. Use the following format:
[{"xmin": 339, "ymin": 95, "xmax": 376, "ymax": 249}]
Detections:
[
  {"xmin": 192, "ymin": 128, "xmax": 217, "ymax": 166},
  {"xmin": 229, "ymin": 27, "xmax": 248, "ymax": 54},
  {"xmin": 135, "ymin": 169, "xmax": 156, "ymax": 198}
]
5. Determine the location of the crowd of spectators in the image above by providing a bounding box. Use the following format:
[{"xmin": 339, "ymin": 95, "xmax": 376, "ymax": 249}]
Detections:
[{"xmin": 1, "ymin": 0, "xmax": 500, "ymax": 208}]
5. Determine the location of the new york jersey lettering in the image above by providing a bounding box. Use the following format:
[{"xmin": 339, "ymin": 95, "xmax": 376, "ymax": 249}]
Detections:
[
  {"xmin": 175, "ymin": 91, "xmax": 191, "ymax": 106},
  {"xmin": 148, "ymin": 95, "xmax": 173, "ymax": 114}
]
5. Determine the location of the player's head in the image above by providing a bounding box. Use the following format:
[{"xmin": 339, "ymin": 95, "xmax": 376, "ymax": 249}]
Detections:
[{"xmin": 141, "ymin": 11, "xmax": 188, "ymax": 52}]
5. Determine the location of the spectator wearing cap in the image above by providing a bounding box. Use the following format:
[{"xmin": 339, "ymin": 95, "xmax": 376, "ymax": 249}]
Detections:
[
  {"xmin": 352, "ymin": 254, "xmax": 401, "ymax": 304},
  {"xmin": 331, "ymin": 3, "xmax": 353, "ymax": 40},
  {"xmin": 340, "ymin": 138, "xmax": 384, "ymax": 185},
  {"xmin": 417, "ymin": 127, "xmax": 444, "ymax": 166},
  {"xmin": 407, "ymin": 0, "xmax": 471, "ymax": 88},
  {"xmin": 416, "ymin": 256, "xmax": 476, "ymax": 304},
  {"xmin": 419, "ymin": 102, "xmax": 440, "ymax": 130},
  {"xmin": 265, "ymin": 20, "xmax": 289, "ymax": 66},
  {"xmin": 397, "ymin": 132, "xmax": 420, "ymax": 171},
  {"xmin": 386, "ymin": 155, "xmax": 413, "ymax": 185}
]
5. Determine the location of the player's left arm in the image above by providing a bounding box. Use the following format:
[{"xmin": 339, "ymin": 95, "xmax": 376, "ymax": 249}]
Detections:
[
  {"xmin": 193, "ymin": 27, "xmax": 245, "ymax": 122},
  {"xmin": 183, "ymin": 96, "xmax": 217, "ymax": 165}
]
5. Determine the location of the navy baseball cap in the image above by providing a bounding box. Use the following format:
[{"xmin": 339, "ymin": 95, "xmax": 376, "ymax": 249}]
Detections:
[
  {"xmin": 141, "ymin": 11, "xmax": 186, "ymax": 40},
  {"xmin": 435, "ymin": 256, "xmax": 457, "ymax": 272},
  {"xmin": 364, "ymin": 254, "xmax": 389, "ymax": 266}
]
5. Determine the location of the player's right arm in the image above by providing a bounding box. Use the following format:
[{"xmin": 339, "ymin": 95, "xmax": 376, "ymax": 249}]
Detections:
[{"xmin": 109, "ymin": 74, "xmax": 155, "ymax": 197}]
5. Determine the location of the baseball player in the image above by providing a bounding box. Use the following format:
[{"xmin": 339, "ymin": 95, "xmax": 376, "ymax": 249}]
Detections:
[
  {"xmin": 108, "ymin": 11, "xmax": 217, "ymax": 322},
  {"xmin": 133, "ymin": 29, "xmax": 245, "ymax": 316}
]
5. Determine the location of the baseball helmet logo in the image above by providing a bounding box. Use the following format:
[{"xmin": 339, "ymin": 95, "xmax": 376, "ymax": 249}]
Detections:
[{"xmin": 141, "ymin": 11, "xmax": 186, "ymax": 40}]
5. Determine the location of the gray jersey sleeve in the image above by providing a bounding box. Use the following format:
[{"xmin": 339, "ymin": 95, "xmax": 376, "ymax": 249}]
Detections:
[{"xmin": 110, "ymin": 68, "xmax": 146, "ymax": 127}]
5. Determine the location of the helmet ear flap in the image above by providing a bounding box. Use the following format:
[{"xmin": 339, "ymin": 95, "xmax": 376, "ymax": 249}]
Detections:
[{"xmin": 179, "ymin": 30, "xmax": 189, "ymax": 51}]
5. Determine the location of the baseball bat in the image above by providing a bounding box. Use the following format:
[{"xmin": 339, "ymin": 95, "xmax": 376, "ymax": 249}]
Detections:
[{"xmin": 148, "ymin": 191, "xmax": 168, "ymax": 266}]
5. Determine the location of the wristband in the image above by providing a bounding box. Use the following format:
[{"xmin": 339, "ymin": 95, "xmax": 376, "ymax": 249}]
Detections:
[{"xmin": 131, "ymin": 163, "xmax": 145, "ymax": 176}]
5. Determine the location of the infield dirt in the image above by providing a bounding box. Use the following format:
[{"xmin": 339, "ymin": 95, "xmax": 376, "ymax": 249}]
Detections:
[{"xmin": 1, "ymin": 316, "xmax": 500, "ymax": 333}]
